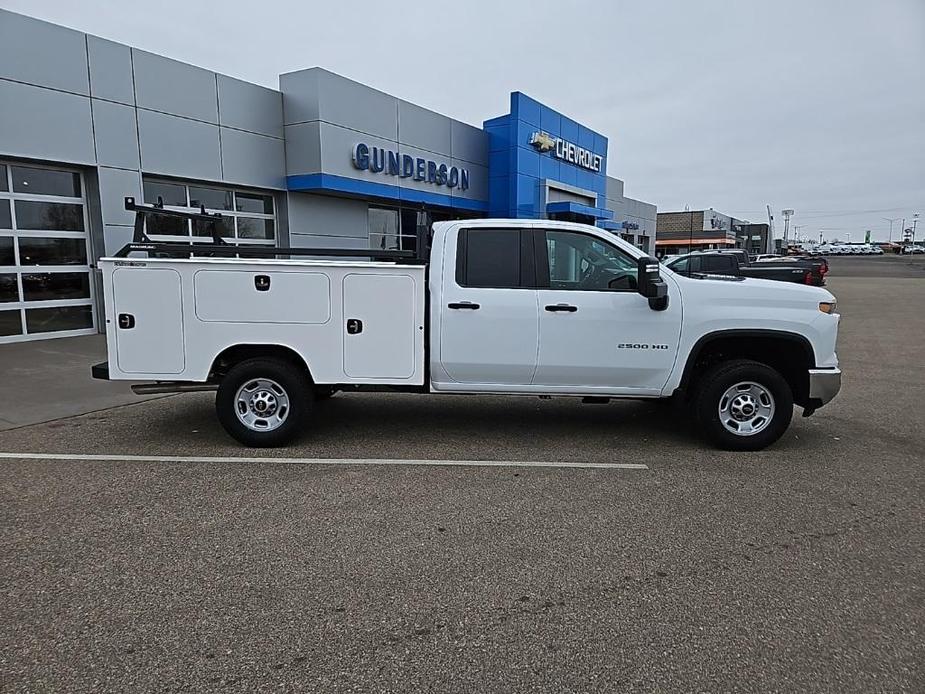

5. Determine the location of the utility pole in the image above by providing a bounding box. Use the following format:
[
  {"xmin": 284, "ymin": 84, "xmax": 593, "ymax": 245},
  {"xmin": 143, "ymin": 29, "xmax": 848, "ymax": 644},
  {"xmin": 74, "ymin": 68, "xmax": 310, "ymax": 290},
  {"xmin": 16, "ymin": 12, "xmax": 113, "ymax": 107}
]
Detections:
[
  {"xmin": 883, "ymin": 217, "xmax": 900, "ymax": 243},
  {"xmin": 688, "ymin": 209, "xmax": 694, "ymax": 254}
]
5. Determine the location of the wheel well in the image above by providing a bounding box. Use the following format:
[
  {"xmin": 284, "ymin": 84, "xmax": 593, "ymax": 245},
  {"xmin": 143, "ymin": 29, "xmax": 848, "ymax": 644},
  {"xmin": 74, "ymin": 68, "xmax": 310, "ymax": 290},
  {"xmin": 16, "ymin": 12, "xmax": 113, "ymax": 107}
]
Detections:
[
  {"xmin": 681, "ymin": 333, "xmax": 814, "ymax": 405},
  {"xmin": 209, "ymin": 344, "xmax": 313, "ymax": 383}
]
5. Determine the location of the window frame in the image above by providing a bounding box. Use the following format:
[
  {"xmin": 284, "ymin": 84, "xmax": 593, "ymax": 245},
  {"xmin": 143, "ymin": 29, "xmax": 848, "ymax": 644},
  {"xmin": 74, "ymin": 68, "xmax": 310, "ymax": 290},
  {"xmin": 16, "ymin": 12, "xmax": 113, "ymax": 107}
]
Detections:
[
  {"xmin": 0, "ymin": 160, "xmax": 95, "ymax": 343},
  {"xmin": 141, "ymin": 177, "xmax": 277, "ymax": 246},
  {"xmin": 536, "ymin": 228, "xmax": 641, "ymax": 293},
  {"xmin": 455, "ymin": 228, "xmax": 536, "ymax": 289}
]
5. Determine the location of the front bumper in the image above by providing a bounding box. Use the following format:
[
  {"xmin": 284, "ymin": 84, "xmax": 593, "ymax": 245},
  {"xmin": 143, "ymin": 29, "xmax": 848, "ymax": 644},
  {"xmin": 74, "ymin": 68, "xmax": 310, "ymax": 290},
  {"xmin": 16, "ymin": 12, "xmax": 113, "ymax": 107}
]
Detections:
[{"xmin": 808, "ymin": 367, "xmax": 841, "ymax": 405}]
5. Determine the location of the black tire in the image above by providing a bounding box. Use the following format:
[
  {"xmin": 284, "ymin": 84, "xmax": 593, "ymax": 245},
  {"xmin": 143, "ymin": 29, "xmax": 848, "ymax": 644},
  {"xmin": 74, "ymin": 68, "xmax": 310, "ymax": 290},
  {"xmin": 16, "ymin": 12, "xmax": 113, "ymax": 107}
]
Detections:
[
  {"xmin": 215, "ymin": 358, "xmax": 312, "ymax": 447},
  {"xmin": 692, "ymin": 359, "xmax": 793, "ymax": 451}
]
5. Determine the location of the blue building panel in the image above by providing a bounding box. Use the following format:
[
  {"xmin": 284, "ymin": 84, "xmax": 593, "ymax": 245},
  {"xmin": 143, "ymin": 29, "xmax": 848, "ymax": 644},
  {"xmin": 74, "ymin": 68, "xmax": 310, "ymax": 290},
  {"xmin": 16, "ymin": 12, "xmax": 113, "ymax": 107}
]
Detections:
[
  {"xmin": 539, "ymin": 107, "xmax": 561, "ymax": 135},
  {"xmin": 515, "ymin": 175, "xmax": 538, "ymax": 209},
  {"xmin": 539, "ymin": 154, "xmax": 560, "ymax": 181},
  {"xmin": 577, "ymin": 125, "xmax": 595, "ymax": 150},
  {"xmin": 546, "ymin": 201, "xmax": 613, "ymax": 220},
  {"xmin": 511, "ymin": 92, "xmax": 542, "ymax": 127},
  {"xmin": 478, "ymin": 91, "xmax": 615, "ymax": 222},
  {"xmin": 558, "ymin": 165, "xmax": 578, "ymax": 187},
  {"xmin": 559, "ymin": 116, "xmax": 580, "ymax": 144},
  {"xmin": 514, "ymin": 146, "xmax": 540, "ymax": 179}
]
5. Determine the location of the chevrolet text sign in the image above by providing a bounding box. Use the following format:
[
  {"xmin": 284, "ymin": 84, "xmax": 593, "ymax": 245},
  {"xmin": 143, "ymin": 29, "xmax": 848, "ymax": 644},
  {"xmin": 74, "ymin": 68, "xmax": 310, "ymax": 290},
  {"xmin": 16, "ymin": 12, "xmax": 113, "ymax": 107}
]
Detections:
[{"xmin": 529, "ymin": 131, "xmax": 603, "ymax": 173}]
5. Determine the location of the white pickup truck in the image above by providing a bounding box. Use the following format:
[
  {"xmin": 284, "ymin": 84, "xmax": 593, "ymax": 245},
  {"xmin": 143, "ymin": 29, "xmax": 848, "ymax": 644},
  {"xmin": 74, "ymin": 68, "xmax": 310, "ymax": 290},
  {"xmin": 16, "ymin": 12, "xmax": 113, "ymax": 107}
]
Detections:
[{"xmin": 93, "ymin": 199, "xmax": 841, "ymax": 451}]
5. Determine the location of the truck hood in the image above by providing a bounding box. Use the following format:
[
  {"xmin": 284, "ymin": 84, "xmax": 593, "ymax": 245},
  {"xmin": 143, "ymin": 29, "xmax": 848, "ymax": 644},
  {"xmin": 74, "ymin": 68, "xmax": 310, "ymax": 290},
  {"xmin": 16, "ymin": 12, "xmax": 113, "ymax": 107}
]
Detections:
[{"xmin": 666, "ymin": 271, "xmax": 836, "ymax": 307}]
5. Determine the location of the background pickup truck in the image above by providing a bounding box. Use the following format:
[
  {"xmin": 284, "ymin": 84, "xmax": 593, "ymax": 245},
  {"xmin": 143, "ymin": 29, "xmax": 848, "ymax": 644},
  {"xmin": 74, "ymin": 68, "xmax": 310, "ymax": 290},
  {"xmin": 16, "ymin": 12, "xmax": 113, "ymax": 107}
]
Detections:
[
  {"xmin": 666, "ymin": 251, "xmax": 826, "ymax": 285},
  {"xmin": 93, "ymin": 199, "xmax": 842, "ymax": 452}
]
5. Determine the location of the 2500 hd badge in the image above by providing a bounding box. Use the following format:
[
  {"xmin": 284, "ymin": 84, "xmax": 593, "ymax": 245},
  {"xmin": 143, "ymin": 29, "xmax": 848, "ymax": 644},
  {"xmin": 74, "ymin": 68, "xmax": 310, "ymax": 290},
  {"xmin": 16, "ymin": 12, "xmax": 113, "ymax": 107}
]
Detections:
[{"xmin": 617, "ymin": 343, "xmax": 670, "ymax": 350}]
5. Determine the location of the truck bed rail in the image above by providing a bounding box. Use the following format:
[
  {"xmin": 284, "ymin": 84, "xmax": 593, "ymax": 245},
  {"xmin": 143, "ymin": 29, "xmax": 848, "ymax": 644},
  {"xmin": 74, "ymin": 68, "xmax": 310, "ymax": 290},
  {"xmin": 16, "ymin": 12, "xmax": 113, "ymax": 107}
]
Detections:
[{"xmin": 116, "ymin": 197, "xmax": 419, "ymax": 262}]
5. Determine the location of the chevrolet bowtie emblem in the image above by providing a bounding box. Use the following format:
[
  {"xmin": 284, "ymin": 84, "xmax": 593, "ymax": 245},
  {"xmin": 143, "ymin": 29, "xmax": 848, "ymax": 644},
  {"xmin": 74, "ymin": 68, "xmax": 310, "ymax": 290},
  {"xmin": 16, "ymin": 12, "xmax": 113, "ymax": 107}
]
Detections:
[{"xmin": 529, "ymin": 131, "xmax": 556, "ymax": 152}]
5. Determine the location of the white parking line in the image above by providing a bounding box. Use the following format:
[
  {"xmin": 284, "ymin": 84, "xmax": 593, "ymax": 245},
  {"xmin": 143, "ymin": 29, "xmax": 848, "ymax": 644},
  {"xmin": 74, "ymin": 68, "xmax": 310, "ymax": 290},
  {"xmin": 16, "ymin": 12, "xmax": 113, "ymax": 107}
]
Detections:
[{"xmin": 0, "ymin": 452, "xmax": 647, "ymax": 470}]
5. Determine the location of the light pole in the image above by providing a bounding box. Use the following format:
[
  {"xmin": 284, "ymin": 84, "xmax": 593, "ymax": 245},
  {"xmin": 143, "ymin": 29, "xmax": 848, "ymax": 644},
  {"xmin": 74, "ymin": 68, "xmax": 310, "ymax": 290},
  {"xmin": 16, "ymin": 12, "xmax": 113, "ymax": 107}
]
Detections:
[
  {"xmin": 883, "ymin": 217, "xmax": 900, "ymax": 243},
  {"xmin": 913, "ymin": 213, "xmax": 920, "ymax": 246},
  {"xmin": 782, "ymin": 209, "xmax": 794, "ymax": 246}
]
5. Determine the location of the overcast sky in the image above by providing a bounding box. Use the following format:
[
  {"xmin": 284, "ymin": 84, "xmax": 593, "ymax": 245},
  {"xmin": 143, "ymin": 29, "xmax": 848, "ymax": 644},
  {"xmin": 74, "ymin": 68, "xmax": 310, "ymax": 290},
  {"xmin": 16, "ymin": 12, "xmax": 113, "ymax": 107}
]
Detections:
[{"xmin": 4, "ymin": 0, "xmax": 924, "ymax": 241}]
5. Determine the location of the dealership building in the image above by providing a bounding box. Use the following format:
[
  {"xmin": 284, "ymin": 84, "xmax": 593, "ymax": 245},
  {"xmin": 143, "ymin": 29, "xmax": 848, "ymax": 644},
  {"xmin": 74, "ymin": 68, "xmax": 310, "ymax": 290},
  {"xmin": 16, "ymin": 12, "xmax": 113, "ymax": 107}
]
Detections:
[{"xmin": 0, "ymin": 8, "xmax": 656, "ymax": 344}]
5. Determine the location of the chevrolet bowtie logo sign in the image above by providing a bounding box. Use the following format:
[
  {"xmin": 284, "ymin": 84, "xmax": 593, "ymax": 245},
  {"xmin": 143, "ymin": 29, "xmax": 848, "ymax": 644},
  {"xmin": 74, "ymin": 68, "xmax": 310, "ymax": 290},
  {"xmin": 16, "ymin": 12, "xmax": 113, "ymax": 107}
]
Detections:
[
  {"xmin": 529, "ymin": 131, "xmax": 556, "ymax": 152},
  {"xmin": 529, "ymin": 131, "xmax": 603, "ymax": 173}
]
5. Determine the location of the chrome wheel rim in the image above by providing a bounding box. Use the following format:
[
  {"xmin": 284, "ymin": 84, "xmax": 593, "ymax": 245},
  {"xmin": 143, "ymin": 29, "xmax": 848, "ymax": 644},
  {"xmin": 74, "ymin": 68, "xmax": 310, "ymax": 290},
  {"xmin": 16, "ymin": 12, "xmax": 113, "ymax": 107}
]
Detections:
[
  {"xmin": 718, "ymin": 381, "xmax": 775, "ymax": 436},
  {"xmin": 234, "ymin": 378, "xmax": 290, "ymax": 432}
]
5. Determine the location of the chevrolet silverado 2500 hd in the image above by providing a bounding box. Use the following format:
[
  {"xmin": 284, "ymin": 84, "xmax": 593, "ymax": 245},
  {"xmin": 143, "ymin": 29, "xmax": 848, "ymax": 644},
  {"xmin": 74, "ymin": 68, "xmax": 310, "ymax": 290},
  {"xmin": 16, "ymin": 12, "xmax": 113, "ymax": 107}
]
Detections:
[{"xmin": 92, "ymin": 199, "xmax": 841, "ymax": 451}]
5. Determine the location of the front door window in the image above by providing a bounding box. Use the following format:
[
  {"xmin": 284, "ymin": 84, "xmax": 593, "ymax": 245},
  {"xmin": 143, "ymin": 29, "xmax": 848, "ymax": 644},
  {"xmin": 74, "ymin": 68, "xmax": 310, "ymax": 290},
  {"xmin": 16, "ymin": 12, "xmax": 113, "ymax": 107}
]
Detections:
[{"xmin": 545, "ymin": 230, "xmax": 638, "ymax": 291}]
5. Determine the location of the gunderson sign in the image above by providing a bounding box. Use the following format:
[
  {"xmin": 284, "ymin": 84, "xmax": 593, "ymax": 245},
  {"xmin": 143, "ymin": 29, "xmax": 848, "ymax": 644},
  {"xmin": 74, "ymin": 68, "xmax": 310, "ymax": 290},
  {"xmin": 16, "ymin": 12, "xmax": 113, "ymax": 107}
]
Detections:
[
  {"xmin": 352, "ymin": 143, "xmax": 469, "ymax": 191},
  {"xmin": 529, "ymin": 131, "xmax": 603, "ymax": 173}
]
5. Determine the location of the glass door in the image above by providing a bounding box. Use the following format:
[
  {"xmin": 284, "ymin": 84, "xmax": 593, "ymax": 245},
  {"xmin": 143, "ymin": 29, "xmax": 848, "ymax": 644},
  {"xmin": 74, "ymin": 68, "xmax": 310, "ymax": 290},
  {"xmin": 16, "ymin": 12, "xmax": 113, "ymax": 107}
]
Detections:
[{"xmin": 0, "ymin": 162, "xmax": 95, "ymax": 343}]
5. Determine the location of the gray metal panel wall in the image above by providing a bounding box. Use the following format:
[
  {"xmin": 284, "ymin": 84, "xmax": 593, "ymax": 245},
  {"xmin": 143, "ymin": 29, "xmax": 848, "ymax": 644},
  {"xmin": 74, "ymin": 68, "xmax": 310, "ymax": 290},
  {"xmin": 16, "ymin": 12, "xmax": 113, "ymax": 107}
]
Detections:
[
  {"xmin": 137, "ymin": 110, "xmax": 223, "ymax": 181},
  {"xmin": 605, "ymin": 176, "xmax": 625, "ymax": 203},
  {"xmin": 287, "ymin": 193, "xmax": 369, "ymax": 243},
  {"xmin": 87, "ymin": 36, "xmax": 135, "ymax": 105},
  {"xmin": 91, "ymin": 100, "xmax": 140, "ymax": 170},
  {"xmin": 399, "ymin": 100, "xmax": 451, "ymax": 156},
  {"xmin": 0, "ymin": 9, "xmax": 89, "ymax": 95},
  {"xmin": 281, "ymin": 68, "xmax": 489, "ymax": 209},
  {"xmin": 220, "ymin": 128, "xmax": 286, "ymax": 190},
  {"xmin": 315, "ymin": 70, "xmax": 398, "ymax": 140},
  {"xmin": 0, "ymin": 6, "xmax": 291, "ymax": 310},
  {"xmin": 132, "ymin": 49, "xmax": 219, "ymax": 123},
  {"xmin": 280, "ymin": 69, "xmax": 320, "ymax": 126},
  {"xmin": 218, "ymin": 75, "xmax": 283, "ymax": 139},
  {"xmin": 451, "ymin": 121, "xmax": 489, "ymax": 165},
  {"xmin": 0, "ymin": 79, "xmax": 96, "ymax": 164},
  {"xmin": 283, "ymin": 122, "xmax": 322, "ymax": 176},
  {"xmin": 97, "ymin": 168, "xmax": 142, "ymax": 226}
]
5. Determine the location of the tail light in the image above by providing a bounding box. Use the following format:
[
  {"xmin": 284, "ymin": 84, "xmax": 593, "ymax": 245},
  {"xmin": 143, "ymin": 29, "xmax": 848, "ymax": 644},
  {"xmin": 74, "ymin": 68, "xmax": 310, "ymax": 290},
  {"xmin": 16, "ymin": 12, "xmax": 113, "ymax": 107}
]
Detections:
[{"xmin": 804, "ymin": 271, "xmax": 813, "ymax": 284}]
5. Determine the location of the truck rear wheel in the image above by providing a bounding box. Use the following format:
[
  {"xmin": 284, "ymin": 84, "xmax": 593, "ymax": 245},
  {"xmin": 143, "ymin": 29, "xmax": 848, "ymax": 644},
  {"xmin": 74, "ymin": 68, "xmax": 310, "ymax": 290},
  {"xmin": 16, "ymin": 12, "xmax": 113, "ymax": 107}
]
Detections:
[
  {"xmin": 215, "ymin": 358, "xmax": 312, "ymax": 447},
  {"xmin": 692, "ymin": 359, "xmax": 793, "ymax": 451}
]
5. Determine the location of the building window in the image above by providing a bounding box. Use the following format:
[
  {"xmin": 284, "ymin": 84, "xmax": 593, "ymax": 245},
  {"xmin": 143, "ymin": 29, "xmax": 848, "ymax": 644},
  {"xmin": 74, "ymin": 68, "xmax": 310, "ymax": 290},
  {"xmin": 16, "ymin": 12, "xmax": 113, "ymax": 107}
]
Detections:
[
  {"xmin": 368, "ymin": 206, "xmax": 404, "ymax": 251},
  {"xmin": 368, "ymin": 206, "xmax": 477, "ymax": 253},
  {"xmin": 142, "ymin": 178, "xmax": 276, "ymax": 245},
  {"xmin": 0, "ymin": 160, "xmax": 94, "ymax": 343}
]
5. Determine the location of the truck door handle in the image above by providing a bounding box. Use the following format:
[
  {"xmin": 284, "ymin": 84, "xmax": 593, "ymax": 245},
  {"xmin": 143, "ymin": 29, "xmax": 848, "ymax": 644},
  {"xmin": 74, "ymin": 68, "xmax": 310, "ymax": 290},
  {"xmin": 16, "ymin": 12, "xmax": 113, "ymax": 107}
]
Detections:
[
  {"xmin": 117, "ymin": 313, "xmax": 135, "ymax": 329},
  {"xmin": 448, "ymin": 302, "xmax": 480, "ymax": 310},
  {"xmin": 545, "ymin": 304, "xmax": 578, "ymax": 313}
]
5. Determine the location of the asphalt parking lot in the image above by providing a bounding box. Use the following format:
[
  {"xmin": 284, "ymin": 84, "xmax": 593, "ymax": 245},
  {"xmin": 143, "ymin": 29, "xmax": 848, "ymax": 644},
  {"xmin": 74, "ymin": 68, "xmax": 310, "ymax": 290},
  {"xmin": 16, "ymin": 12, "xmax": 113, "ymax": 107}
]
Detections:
[{"xmin": 1, "ymin": 256, "xmax": 923, "ymax": 693}]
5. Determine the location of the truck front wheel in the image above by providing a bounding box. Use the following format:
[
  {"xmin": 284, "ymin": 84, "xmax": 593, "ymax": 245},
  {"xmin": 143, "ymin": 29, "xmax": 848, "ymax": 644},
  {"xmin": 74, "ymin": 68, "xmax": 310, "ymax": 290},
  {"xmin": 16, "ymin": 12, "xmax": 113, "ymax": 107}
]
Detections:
[
  {"xmin": 692, "ymin": 359, "xmax": 793, "ymax": 451},
  {"xmin": 215, "ymin": 358, "xmax": 312, "ymax": 447}
]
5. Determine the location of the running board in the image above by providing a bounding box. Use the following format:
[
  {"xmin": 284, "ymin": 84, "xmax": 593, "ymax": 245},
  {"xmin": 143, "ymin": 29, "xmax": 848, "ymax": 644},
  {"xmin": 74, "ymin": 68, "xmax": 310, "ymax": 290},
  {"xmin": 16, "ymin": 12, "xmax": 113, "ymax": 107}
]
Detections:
[{"xmin": 131, "ymin": 383, "xmax": 219, "ymax": 395}]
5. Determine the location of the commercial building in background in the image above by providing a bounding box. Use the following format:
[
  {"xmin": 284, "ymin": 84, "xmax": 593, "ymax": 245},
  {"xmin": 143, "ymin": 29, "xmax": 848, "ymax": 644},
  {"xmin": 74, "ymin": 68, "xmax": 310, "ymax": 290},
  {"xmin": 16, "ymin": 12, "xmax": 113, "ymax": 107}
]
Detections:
[
  {"xmin": 655, "ymin": 209, "xmax": 770, "ymax": 256},
  {"xmin": 0, "ymin": 9, "xmax": 656, "ymax": 344}
]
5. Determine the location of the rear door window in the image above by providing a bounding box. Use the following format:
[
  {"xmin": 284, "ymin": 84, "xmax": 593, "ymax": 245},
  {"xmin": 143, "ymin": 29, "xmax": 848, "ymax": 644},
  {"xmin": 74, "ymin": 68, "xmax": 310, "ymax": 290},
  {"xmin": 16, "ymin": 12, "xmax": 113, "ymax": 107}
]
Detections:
[
  {"xmin": 701, "ymin": 256, "xmax": 732, "ymax": 273},
  {"xmin": 456, "ymin": 229, "xmax": 533, "ymax": 288}
]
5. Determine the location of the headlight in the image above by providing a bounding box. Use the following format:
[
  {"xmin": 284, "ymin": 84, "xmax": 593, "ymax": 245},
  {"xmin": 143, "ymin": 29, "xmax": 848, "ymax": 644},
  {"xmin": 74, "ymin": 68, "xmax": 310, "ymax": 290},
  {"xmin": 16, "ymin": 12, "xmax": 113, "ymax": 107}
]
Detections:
[{"xmin": 819, "ymin": 301, "xmax": 837, "ymax": 314}]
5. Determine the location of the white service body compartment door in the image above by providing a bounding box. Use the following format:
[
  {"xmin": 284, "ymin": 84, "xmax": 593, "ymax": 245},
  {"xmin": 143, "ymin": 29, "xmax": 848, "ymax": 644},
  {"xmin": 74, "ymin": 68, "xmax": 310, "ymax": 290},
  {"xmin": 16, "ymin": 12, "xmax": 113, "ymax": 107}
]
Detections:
[
  {"xmin": 342, "ymin": 273, "xmax": 420, "ymax": 379},
  {"xmin": 194, "ymin": 270, "xmax": 330, "ymax": 324},
  {"xmin": 112, "ymin": 267, "xmax": 185, "ymax": 374}
]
